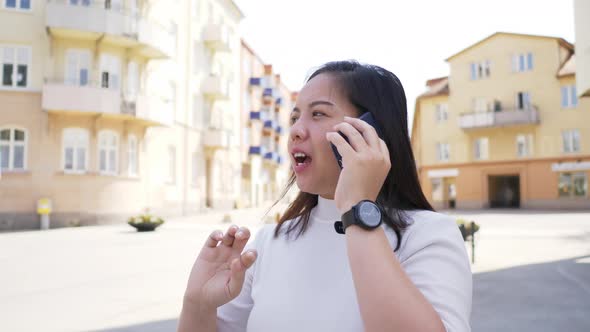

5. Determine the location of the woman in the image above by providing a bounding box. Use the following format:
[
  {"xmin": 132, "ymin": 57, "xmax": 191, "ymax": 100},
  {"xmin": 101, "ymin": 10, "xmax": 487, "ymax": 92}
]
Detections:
[{"xmin": 178, "ymin": 61, "xmax": 472, "ymax": 332}]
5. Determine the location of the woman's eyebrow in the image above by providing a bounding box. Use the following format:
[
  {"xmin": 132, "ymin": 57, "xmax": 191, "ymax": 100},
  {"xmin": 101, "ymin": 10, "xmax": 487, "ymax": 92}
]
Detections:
[{"xmin": 291, "ymin": 100, "xmax": 335, "ymax": 114}]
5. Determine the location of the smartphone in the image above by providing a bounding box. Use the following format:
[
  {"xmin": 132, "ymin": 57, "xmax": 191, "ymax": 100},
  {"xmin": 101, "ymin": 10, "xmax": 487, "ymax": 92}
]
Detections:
[{"xmin": 330, "ymin": 112, "xmax": 385, "ymax": 169}]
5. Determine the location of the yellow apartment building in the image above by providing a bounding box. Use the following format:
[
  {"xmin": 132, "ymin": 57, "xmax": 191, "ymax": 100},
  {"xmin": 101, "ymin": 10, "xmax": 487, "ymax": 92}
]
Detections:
[
  {"xmin": 240, "ymin": 41, "xmax": 295, "ymax": 208},
  {"xmin": 0, "ymin": 0, "xmax": 249, "ymax": 230},
  {"xmin": 412, "ymin": 32, "xmax": 589, "ymax": 210}
]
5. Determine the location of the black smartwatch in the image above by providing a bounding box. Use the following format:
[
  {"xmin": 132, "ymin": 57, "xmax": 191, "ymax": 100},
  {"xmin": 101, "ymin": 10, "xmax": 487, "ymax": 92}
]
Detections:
[{"xmin": 338, "ymin": 200, "xmax": 383, "ymax": 234}]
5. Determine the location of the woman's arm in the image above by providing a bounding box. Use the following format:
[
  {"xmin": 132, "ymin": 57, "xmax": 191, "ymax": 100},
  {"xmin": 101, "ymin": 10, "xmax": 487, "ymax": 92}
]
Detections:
[
  {"xmin": 177, "ymin": 301, "xmax": 216, "ymax": 332},
  {"xmin": 345, "ymin": 225, "xmax": 447, "ymax": 332}
]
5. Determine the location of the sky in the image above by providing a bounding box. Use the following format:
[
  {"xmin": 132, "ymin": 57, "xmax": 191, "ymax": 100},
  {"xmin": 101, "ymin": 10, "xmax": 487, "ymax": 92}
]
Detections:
[{"xmin": 233, "ymin": 0, "xmax": 576, "ymax": 131}]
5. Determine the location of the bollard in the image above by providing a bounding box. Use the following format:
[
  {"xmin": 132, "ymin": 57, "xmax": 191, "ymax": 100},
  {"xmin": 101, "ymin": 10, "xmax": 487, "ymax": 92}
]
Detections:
[
  {"xmin": 37, "ymin": 198, "xmax": 52, "ymax": 230},
  {"xmin": 470, "ymin": 221, "xmax": 475, "ymax": 264}
]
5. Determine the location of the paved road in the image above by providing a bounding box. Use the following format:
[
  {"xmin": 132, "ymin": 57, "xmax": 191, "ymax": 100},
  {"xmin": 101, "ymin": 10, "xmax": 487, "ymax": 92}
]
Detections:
[{"xmin": 0, "ymin": 208, "xmax": 589, "ymax": 331}]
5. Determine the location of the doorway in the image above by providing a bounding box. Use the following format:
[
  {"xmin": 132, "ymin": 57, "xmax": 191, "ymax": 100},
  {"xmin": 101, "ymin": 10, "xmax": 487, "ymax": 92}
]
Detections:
[{"xmin": 488, "ymin": 175, "xmax": 520, "ymax": 208}]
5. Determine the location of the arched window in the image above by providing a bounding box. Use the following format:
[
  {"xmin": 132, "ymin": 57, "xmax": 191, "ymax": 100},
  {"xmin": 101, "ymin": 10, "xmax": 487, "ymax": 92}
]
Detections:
[
  {"xmin": 127, "ymin": 134, "xmax": 138, "ymax": 176},
  {"xmin": 98, "ymin": 130, "xmax": 119, "ymax": 175},
  {"xmin": 62, "ymin": 128, "xmax": 89, "ymax": 173},
  {"xmin": 0, "ymin": 127, "xmax": 27, "ymax": 171}
]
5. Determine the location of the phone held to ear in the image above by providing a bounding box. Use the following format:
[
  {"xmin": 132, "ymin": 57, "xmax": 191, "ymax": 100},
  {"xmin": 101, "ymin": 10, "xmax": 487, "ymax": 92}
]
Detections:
[{"xmin": 330, "ymin": 112, "xmax": 385, "ymax": 169}]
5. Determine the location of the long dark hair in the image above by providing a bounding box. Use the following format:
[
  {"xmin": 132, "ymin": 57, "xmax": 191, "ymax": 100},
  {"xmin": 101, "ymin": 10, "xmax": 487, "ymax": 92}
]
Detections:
[{"xmin": 264, "ymin": 60, "xmax": 433, "ymax": 250}]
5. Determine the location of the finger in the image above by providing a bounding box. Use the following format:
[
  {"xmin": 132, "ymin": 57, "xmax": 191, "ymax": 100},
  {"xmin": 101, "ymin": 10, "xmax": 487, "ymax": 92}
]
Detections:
[
  {"xmin": 227, "ymin": 250, "xmax": 258, "ymax": 297},
  {"xmin": 333, "ymin": 122, "xmax": 368, "ymax": 153},
  {"xmin": 221, "ymin": 225, "xmax": 239, "ymax": 247},
  {"xmin": 380, "ymin": 139, "xmax": 391, "ymax": 164},
  {"xmin": 231, "ymin": 227, "xmax": 252, "ymax": 257},
  {"xmin": 326, "ymin": 131, "xmax": 355, "ymax": 160},
  {"xmin": 343, "ymin": 116, "xmax": 380, "ymax": 150},
  {"xmin": 204, "ymin": 230, "xmax": 223, "ymax": 248}
]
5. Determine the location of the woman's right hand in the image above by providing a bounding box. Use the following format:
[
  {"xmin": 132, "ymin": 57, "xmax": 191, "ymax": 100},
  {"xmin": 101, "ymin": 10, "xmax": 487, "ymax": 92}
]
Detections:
[{"xmin": 183, "ymin": 225, "xmax": 258, "ymax": 310}]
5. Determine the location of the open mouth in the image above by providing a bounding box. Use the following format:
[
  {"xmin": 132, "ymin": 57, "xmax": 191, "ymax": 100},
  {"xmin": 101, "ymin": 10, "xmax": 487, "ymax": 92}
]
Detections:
[{"xmin": 293, "ymin": 152, "xmax": 312, "ymax": 166}]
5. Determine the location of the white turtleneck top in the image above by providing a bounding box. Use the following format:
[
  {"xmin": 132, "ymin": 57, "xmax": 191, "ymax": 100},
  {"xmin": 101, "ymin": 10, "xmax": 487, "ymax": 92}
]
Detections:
[{"xmin": 217, "ymin": 196, "xmax": 472, "ymax": 332}]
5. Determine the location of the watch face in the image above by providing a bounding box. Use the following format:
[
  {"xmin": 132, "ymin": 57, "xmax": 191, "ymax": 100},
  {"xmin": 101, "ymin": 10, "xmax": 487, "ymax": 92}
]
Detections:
[{"xmin": 358, "ymin": 202, "xmax": 382, "ymax": 227}]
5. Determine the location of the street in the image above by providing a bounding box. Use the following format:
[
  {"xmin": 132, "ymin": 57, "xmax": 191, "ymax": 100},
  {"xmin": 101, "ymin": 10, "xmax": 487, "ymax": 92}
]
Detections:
[{"xmin": 1, "ymin": 208, "xmax": 589, "ymax": 331}]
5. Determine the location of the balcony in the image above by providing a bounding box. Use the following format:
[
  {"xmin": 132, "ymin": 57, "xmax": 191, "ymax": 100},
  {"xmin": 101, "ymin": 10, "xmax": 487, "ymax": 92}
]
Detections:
[
  {"xmin": 203, "ymin": 23, "xmax": 231, "ymax": 52},
  {"xmin": 249, "ymin": 77, "xmax": 262, "ymax": 87},
  {"xmin": 459, "ymin": 107, "xmax": 540, "ymax": 130},
  {"xmin": 45, "ymin": 1, "xmax": 175, "ymax": 59},
  {"xmin": 202, "ymin": 75, "xmax": 230, "ymax": 100},
  {"xmin": 248, "ymin": 146, "xmax": 262, "ymax": 156},
  {"xmin": 42, "ymin": 80, "xmax": 173, "ymax": 127},
  {"xmin": 202, "ymin": 128, "xmax": 230, "ymax": 149},
  {"xmin": 249, "ymin": 111, "xmax": 261, "ymax": 121}
]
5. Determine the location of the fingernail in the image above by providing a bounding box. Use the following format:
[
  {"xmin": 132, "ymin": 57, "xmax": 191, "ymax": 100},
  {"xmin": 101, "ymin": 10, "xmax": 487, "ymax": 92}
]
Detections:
[{"xmin": 236, "ymin": 230, "xmax": 244, "ymax": 238}]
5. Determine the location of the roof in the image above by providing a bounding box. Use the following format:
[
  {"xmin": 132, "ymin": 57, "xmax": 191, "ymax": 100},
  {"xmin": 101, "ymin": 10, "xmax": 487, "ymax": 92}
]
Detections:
[
  {"xmin": 557, "ymin": 54, "xmax": 575, "ymax": 77},
  {"xmin": 418, "ymin": 76, "xmax": 449, "ymax": 98},
  {"xmin": 445, "ymin": 32, "xmax": 574, "ymax": 62}
]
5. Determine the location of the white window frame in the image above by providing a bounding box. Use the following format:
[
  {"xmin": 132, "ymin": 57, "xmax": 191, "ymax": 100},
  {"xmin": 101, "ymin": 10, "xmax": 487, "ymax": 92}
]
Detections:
[
  {"xmin": 512, "ymin": 52, "xmax": 534, "ymax": 73},
  {"xmin": 562, "ymin": 129, "xmax": 581, "ymax": 153},
  {"xmin": 515, "ymin": 91, "xmax": 532, "ymax": 110},
  {"xmin": 558, "ymin": 172, "xmax": 588, "ymax": 198},
  {"xmin": 436, "ymin": 143, "xmax": 450, "ymax": 162},
  {"xmin": 435, "ymin": 103, "xmax": 448, "ymax": 123},
  {"xmin": 68, "ymin": 0, "xmax": 92, "ymax": 6},
  {"xmin": 516, "ymin": 134, "xmax": 533, "ymax": 158},
  {"xmin": 0, "ymin": 126, "xmax": 27, "ymax": 171},
  {"xmin": 561, "ymin": 85, "xmax": 578, "ymax": 109},
  {"xmin": 127, "ymin": 134, "xmax": 138, "ymax": 176},
  {"xmin": 99, "ymin": 53, "xmax": 121, "ymax": 90},
  {"xmin": 2, "ymin": 0, "xmax": 32, "ymax": 11},
  {"xmin": 168, "ymin": 145, "xmax": 176, "ymax": 184},
  {"xmin": 62, "ymin": 128, "xmax": 89, "ymax": 174},
  {"xmin": 126, "ymin": 61, "xmax": 139, "ymax": 99},
  {"xmin": 1, "ymin": 45, "xmax": 32, "ymax": 89},
  {"xmin": 65, "ymin": 49, "xmax": 91, "ymax": 86},
  {"xmin": 98, "ymin": 130, "xmax": 119, "ymax": 175},
  {"xmin": 474, "ymin": 137, "xmax": 489, "ymax": 160},
  {"xmin": 469, "ymin": 60, "xmax": 491, "ymax": 80}
]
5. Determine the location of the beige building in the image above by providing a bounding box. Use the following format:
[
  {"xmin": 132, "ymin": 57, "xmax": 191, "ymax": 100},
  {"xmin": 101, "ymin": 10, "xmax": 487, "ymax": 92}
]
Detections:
[
  {"xmin": 412, "ymin": 32, "xmax": 589, "ymax": 210},
  {"xmin": 240, "ymin": 41, "xmax": 295, "ymax": 208},
  {"xmin": 0, "ymin": 0, "xmax": 247, "ymax": 230}
]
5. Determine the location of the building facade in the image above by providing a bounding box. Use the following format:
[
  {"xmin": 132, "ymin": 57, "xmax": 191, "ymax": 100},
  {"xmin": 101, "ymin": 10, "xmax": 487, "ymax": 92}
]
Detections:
[
  {"xmin": 574, "ymin": 0, "xmax": 590, "ymax": 98},
  {"xmin": 0, "ymin": 0, "xmax": 247, "ymax": 230},
  {"xmin": 412, "ymin": 32, "xmax": 589, "ymax": 210},
  {"xmin": 240, "ymin": 41, "xmax": 295, "ymax": 208}
]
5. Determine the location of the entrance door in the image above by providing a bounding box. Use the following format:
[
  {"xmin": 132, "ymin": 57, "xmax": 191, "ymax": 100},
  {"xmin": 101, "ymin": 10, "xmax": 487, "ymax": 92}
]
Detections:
[{"xmin": 488, "ymin": 175, "xmax": 520, "ymax": 208}]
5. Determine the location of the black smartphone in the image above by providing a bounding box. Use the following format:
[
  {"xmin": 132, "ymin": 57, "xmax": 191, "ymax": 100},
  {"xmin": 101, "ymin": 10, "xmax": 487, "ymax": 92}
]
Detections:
[{"xmin": 330, "ymin": 112, "xmax": 385, "ymax": 169}]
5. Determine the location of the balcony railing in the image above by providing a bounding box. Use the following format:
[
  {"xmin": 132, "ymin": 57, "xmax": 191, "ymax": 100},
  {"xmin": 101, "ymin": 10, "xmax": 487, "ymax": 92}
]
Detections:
[
  {"xmin": 249, "ymin": 77, "xmax": 262, "ymax": 86},
  {"xmin": 459, "ymin": 107, "xmax": 540, "ymax": 129},
  {"xmin": 42, "ymin": 78, "xmax": 173, "ymax": 127},
  {"xmin": 249, "ymin": 111, "xmax": 261, "ymax": 121},
  {"xmin": 203, "ymin": 74, "xmax": 230, "ymax": 100},
  {"xmin": 248, "ymin": 146, "xmax": 263, "ymax": 155},
  {"xmin": 46, "ymin": 0, "xmax": 175, "ymax": 59},
  {"xmin": 203, "ymin": 23, "xmax": 231, "ymax": 52}
]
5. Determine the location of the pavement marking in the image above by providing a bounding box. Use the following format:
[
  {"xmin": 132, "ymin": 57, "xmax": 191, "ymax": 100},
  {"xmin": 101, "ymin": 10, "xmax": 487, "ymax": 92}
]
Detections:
[{"xmin": 556, "ymin": 264, "xmax": 590, "ymax": 296}]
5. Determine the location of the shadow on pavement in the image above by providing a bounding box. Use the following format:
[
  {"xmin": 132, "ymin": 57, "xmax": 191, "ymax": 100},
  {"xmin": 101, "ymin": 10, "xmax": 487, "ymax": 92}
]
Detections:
[
  {"xmin": 91, "ymin": 318, "xmax": 178, "ymax": 332},
  {"xmin": 473, "ymin": 255, "xmax": 590, "ymax": 332}
]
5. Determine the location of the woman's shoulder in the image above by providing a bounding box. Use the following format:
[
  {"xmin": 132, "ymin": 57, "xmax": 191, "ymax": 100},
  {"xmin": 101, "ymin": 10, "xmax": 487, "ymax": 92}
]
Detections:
[{"xmin": 396, "ymin": 210, "xmax": 465, "ymax": 260}]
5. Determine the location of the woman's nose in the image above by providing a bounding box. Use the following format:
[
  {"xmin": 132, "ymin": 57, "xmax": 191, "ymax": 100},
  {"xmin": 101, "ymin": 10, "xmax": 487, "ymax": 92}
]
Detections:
[{"xmin": 289, "ymin": 121, "xmax": 307, "ymax": 142}]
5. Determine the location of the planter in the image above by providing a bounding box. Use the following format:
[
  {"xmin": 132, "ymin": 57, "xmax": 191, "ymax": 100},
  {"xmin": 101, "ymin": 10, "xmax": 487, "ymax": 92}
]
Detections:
[{"xmin": 128, "ymin": 221, "xmax": 162, "ymax": 232}]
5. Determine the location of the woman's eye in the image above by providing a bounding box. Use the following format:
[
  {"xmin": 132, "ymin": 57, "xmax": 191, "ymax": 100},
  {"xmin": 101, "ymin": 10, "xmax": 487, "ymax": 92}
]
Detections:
[
  {"xmin": 312, "ymin": 111, "xmax": 324, "ymax": 117},
  {"xmin": 290, "ymin": 117, "xmax": 298, "ymax": 124}
]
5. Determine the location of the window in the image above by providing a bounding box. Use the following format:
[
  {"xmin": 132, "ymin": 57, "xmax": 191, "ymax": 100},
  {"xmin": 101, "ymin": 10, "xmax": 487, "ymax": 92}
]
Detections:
[
  {"xmin": 436, "ymin": 143, "xmax": 450, "ymax": 162},
  {"xmin": 512, "ymin": 52, "xmax": 534, "ymax": 72},
  {"xmin": 62, "ymin": 128, "xmax": 89, "ymax": 173},
  {"xmin": 100, "ymin": 54, "xmax": 120, "ymax": 90},
  {"xmin": 127, "ymin": 135, "xmax": 138, "ymax": 176},
  {"xmin": 516, "ymin": 134, "xmax": 533, "ymax": 157},
  {"xmin": 126, "ymin": 61, "xmax": 139, "ymax": 98},
  {"xmin": 168, "ymin": 146, "xmax": 176, "ymax": 184},
  {"xmin": 473, "ymin": 97, "xmax": 488, "ymax": 113},
  {"xmin": 435, "ymin": 103, "xmax": 448, "ymax": 123},
  {"xmin": 3, "ymin": 0, "xmax": 31, "ymax": 10},
  {"xmin": 191, "ymin": 152, "xmax": 198, "ymax": 187},
  {"xmin": 0, "ymin": 127, "xmax": 26, "ymax": 171},
  {"xmin": 474, "ymin": 137, "xmax": 489, "ymax": 160},
  {"xmin": 98, "ymin": 130, "xmax": 119, "ymax": 175},
  {"xmin": 562, "ymin": 129, "xmax": 581, "ymax": 153},
  {"xmin": 65, "ymin": 49, "xmax": 90, "ymax": 86},
  {"xmin": 561, "ymin": 85, "xmax": 578, "ymax": 109},
  {"xmin": 470, "ymin": 60, "xmax": 490, "ymax": 80},
  {"xmin": 516, "ymin": 91, "xmax": 532, "ymax": 110},
  {"xmin": 558, "ymin": 172, "xmax": 587, "ymax": 198},
  {"xmin": 69, "ymin": 0, "xmax": 91, "ymax": 6},
  {"xmin": 1, "ymin": 45, "xmax": 31, "ymax": 88}
]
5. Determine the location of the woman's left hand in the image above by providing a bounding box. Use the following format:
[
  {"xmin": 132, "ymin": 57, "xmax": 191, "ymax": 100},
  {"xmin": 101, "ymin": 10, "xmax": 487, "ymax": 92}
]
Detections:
[{"xmin": 326, "ymin": 116, "xmax": 391, "ymax": 215}]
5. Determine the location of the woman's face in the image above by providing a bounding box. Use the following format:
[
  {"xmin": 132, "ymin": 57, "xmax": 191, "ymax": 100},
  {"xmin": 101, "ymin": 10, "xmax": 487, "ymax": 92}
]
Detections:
[{"xmin": 288, "ymin": 73, "xmax": 359, "ymax": 199}]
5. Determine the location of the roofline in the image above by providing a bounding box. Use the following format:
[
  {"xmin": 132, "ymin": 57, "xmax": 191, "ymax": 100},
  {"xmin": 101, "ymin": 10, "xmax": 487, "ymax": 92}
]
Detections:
[
  {"xmin": 225, "ymin": 0, "xmax": 245, "ymax": 19},
  {"xmin": 241, "ymin": 39, "xmax": 266, "ymax": 65},
  {"xmin": 445, "ymin": 32, "xmax": 574, "ymax": 62}
]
